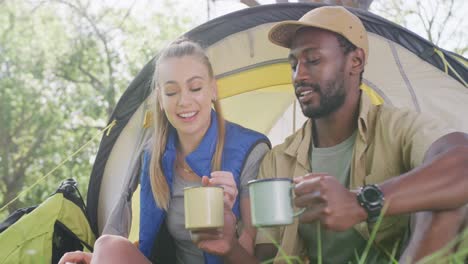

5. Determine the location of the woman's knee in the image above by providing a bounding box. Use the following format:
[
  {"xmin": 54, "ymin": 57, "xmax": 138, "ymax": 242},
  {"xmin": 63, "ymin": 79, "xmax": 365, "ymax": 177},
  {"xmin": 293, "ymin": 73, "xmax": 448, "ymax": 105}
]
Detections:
[
  {"xmin": 94, "ymin": 234, "xmax": 133, "ymax": 253},
  {"xmin": 93, "ymin": 234, "xmax": 149, "ymax": 264}
]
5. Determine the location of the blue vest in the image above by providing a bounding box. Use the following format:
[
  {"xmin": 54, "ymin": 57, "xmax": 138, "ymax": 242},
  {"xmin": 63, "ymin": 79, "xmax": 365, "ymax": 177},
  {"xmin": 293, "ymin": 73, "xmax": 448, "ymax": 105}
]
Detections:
[{"xmin": 139, "ymin": 111, "xmax": 270, "ymax": 263}]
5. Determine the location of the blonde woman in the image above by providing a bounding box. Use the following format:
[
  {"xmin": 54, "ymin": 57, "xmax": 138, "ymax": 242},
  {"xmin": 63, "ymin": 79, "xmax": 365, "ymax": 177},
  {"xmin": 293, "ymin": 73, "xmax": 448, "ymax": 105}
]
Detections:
[{"xmin": 59, "ymin": 39, "xmax": 270, "ymax": 264}]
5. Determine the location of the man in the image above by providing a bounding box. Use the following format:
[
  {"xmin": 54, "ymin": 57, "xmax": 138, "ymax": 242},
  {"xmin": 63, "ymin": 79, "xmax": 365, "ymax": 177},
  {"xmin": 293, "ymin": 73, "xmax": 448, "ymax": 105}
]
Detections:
[
  {"xmin": 196, "ymin": 6, "xmax": 468, "ymax": 264},
  {"xmin": 254, "ymin": 5, "xmax": 468, "ymax": 263}
]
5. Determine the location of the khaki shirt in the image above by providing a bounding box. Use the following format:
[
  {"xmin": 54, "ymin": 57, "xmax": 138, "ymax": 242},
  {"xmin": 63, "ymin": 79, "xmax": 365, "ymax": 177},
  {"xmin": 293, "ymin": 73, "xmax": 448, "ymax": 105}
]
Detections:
[{"xmin": 255, "ymin": 94, "xmax": 455, "ymax": 263}]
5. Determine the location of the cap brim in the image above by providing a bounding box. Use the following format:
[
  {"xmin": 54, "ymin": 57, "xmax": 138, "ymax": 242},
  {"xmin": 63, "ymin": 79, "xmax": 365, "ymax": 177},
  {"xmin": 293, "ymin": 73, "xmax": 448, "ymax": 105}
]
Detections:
[
  {"xmin": 268, "ymin": 21, "xmax": 306, "ymax": 48},
  {"xmin": 269, "ymin": 20, "xmax": 347, "ymax": 48}
]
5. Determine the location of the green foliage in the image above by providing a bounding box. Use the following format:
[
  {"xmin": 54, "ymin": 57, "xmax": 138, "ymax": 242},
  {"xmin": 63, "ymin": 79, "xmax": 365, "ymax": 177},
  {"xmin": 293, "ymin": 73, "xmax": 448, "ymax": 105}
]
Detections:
[{"xmin": 0, "ymin": 0, "xmax": 194, "ymax": 216}]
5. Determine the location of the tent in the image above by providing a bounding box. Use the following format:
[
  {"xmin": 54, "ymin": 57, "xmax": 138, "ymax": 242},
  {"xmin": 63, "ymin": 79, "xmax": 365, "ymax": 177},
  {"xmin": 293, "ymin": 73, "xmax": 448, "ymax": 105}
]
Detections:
[{"xmin": 85, "ymin": 3, "xmax": 468, "ymax": 242}]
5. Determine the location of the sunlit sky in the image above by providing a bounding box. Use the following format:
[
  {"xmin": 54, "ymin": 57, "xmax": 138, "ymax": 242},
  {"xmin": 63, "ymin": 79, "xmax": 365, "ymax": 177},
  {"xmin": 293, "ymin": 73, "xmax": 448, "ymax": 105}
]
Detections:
[
  {"xmin": 98, "ymin": 0, "xmax": 466, "ymax": 55},
  {"xmin": 98, "ymin": 0, "xmax": 274, "ymax": 23}
]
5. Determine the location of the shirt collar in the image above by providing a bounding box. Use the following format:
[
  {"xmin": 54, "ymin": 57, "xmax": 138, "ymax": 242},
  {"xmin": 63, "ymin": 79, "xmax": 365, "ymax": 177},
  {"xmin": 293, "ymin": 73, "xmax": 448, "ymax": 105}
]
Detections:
[
  {"xmin": 284, "ymin": 120, "xmax": 312, "ymax": 169},
  {"xmin": 357, "ymin": 93, "xmax": 378, "ymax": 144},
  {"xmin": 283, "ymin": 93, "xmax": 377, "ymax": 162}
]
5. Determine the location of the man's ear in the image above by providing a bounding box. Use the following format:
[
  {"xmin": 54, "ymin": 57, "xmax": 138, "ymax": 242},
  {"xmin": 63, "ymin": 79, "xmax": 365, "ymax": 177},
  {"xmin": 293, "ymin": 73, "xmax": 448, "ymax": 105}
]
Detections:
[{"xmin": 349, "ymin": 48, "xmax": 365, "ymax": 76}]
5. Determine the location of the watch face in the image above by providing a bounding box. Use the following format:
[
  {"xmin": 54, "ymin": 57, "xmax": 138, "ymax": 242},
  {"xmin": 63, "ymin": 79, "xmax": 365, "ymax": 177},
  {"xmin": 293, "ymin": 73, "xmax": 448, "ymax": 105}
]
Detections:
[
  {"xmin": 359, "ymin": 185, "xmax": 384, "ymax": 223},
  {"xmin": 364, "ymin": 188, "xmax": 381, "ymax": 203}
]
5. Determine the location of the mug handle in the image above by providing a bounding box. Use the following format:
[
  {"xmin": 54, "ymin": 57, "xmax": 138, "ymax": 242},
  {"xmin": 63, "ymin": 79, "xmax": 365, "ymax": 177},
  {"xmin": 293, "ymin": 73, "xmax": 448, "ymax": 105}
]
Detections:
[
  {"xmin": 293, "ymin": 207, "xmax": 306, "ymax": 217},
  {"xmin": 290, "ymin": 184, "xmax": 306, "ymax": 217}
]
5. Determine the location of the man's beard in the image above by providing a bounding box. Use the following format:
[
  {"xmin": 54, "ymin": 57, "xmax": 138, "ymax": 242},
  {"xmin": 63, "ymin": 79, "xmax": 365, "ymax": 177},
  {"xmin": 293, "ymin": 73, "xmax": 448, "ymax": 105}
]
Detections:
[{"xmin": 298, "ymin": 76, "xmax": 346, "ymax": 119}]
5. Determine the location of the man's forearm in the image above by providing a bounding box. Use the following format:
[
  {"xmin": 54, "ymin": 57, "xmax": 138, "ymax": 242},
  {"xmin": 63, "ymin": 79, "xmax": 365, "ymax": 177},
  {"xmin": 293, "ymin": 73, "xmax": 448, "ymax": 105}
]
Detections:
[
  {"xmin": 378, "ymin": 133, "xmax": 468, "ymax": 262},
  {"xmin": 379, "ymin": 145, "xmax": 468, "ymax": 216}
]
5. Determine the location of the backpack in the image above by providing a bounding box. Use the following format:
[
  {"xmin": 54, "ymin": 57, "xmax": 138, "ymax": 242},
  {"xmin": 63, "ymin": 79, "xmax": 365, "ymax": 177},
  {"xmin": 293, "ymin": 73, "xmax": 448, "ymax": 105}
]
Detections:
[{"xmin": 0, "ymin": 179, "xmax": 96, "ymax": 264}]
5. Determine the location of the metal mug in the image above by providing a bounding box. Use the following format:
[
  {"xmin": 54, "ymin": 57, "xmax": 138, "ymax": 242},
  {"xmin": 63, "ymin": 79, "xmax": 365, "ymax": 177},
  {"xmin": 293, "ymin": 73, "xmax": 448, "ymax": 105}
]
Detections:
[
  {"xmin": 248, "ymin": 178, "xmax": 305, "ymax": 227},
  {"xmin": 184, "ymin": 186, "xmax": 224, "ymax": 230}
]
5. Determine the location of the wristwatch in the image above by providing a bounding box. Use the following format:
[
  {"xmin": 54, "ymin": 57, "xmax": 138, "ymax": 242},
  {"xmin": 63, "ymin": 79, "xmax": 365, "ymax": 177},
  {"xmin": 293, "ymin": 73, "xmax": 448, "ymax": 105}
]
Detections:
[{"xmin": 356, "ymin": 184, "xmax": 385, "ymax": 223}]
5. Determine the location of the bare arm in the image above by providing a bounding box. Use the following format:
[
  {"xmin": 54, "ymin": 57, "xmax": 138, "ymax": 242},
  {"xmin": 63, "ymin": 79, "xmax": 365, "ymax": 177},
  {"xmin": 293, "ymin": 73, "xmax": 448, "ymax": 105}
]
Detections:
[
  {"xmin": 222, "ymin": 197, "xmax": 280, "ymax": 262},
  {"xmin": 255, "ymin": 244, "xmax": 278, "ymax": 262},
  {"xmin": 294, "ymin": 132, "xmax": 468, "ymax": 256},
  {"xmin": 223, "ymin": 197, "xmax": 260, "ymax": 264},
  {"xmin": 380, "ymin": 132, "xmax": 468, "ymax": 215},
  {"xmin": 195, "ymin": 198, "xmax": 260, "ymax": 263},
  {"xmin": 389, "ymin": 132, "xmax": 468, "ymax": 263}
]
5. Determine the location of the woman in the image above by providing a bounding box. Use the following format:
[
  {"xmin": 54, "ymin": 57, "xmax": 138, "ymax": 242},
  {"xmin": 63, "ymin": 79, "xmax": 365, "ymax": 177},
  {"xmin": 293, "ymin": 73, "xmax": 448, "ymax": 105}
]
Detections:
[{"xmin": 59, "ymin": 39, "xmax": 270, "ymax": 264}]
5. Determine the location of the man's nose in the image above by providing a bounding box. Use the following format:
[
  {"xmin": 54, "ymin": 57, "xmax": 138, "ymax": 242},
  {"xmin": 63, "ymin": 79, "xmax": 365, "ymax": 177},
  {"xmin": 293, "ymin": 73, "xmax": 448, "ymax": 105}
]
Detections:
[{"xmin": 292, "ymin": 61, "xmax": 308, "ymax": 83}]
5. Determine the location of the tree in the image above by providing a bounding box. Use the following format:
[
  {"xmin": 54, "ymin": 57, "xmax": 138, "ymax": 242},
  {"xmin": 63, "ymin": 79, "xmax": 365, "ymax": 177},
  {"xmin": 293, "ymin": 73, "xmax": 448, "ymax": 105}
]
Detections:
[
  {"xmin": 371, "ymin": 0, "xmax": 467, "ymax": 56},
  {"xmin": 0, "ymin": 0, "xmax": 194, "ymax": 217},
  {"xmin": 0, "ymin": 1, "xmax": 74, "ymax": 213}
]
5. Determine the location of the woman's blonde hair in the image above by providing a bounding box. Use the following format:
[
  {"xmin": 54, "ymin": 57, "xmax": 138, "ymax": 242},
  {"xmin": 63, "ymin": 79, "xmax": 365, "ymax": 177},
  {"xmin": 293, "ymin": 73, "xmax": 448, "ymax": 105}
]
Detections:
[{"xmin": 149, "ymin": 39, "xmax": 225, "ymax": 210}]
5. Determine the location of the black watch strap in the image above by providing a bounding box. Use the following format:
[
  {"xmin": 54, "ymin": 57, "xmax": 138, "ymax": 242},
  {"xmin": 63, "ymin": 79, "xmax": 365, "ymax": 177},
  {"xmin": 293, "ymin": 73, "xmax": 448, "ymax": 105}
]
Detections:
[{"xmin": 356, "ymin": 184, "xmax": 385, "ymax": 223}]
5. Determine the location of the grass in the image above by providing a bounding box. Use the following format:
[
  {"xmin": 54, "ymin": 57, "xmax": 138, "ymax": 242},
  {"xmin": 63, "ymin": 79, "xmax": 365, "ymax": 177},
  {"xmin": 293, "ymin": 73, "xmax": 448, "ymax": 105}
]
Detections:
[
  {"xmin": 316, "ymin": 221, "xmax": 322, "ymax": 264},
  {"xmin": 258, "ymin": 227, "xmax": 301, "ymax": 264},
  {"xmin": 357, "ymin": 204, "xmax": 388, "ymax": 264},
  {"xmin": 259, "ymin": 205, "xmax": 467, "ymax": 264},
  {"xmin": 417, "ymin": 227, "xmax": 468, "ymax": 264}
]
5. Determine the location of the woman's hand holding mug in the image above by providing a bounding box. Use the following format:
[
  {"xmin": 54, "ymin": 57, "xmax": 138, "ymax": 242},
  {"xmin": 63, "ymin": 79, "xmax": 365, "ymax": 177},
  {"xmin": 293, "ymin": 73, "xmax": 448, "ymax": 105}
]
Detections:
[
  {"xmin": 190, "ymin": 171, "xmax": 239, "ymax": 256},
  {"xmin": 201, "ymin": 171, "xmax": 238, "ymax": 209}
]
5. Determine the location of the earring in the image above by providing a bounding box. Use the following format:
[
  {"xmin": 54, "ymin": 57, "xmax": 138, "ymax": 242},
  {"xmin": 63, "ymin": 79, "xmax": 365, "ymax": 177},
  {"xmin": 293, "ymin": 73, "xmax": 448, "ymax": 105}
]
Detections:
[{"xmin": 212, "ymin": 96, "xmax": 217, "ymax": 103}]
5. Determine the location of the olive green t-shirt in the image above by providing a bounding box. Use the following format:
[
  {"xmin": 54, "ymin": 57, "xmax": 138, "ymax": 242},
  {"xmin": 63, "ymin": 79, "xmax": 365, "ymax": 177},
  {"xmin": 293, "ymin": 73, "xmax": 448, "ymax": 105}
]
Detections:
[{"xmin": 299, "ymin": 131, "xmax": 387, "ymax": 264}]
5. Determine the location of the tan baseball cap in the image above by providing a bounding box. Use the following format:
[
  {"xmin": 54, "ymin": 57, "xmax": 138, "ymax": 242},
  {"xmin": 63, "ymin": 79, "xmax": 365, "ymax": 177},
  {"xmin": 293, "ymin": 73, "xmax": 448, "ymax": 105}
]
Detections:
[{"xmin": 269, "ymin": 6, "xmax": 369, "ymax": 61}]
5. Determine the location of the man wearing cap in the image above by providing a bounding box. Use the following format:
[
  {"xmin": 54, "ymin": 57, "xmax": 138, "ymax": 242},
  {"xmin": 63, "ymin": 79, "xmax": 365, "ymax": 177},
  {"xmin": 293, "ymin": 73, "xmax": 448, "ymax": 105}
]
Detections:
[
  {"xmin": 252, "ymin": 5, "xmax": 468, "ymax": 264},
  {"xmin": 194, "ymin": 5, "xmax": 468, "ymax": 264}
]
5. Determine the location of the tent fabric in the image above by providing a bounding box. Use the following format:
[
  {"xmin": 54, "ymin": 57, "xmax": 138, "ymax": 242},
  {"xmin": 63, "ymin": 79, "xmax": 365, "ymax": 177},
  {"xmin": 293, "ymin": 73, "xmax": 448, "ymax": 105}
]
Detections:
[
  {"xmin": 186, "ymin": 3, "xmax": 466, "ymax": 85},
  {"xmin": 97, "ymin": 102, "xmax": 152, "ymax": 237},
  {"xmin": 86, "ymin": 61, "xmax": 153, "ymax": 235},
  {"xmin": 86, "ymin": 3, "xmax": 467, "ymax": 238}
]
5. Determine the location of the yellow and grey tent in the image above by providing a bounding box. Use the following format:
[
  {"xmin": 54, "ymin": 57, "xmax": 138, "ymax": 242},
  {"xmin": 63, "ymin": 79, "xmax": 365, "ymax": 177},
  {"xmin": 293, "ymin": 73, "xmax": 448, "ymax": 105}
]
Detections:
[{"xmin": 85, "ymin": 3, "xmax": 467, "ymax": 242}]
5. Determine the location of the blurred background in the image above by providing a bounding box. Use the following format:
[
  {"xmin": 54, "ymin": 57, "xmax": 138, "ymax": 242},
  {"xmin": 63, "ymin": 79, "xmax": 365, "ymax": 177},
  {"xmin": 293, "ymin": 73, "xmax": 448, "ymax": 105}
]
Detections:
[{"xmin": 0, "ymin": 0, "xmax": 466, "ymax": 218}]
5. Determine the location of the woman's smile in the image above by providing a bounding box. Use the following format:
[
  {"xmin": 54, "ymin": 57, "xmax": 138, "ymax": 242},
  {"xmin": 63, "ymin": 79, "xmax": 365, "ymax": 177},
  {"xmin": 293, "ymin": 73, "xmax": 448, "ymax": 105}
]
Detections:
[{"xmin": 177, "ymin": 111, "xmax": 199, "ymax": 122}]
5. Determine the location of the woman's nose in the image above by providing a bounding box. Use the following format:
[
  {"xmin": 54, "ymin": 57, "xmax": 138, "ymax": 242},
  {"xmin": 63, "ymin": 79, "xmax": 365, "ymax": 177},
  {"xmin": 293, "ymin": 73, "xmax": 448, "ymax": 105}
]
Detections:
[{"xmin": 177, "ymin": 89, "xmax": 191, "ymax": 106}]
